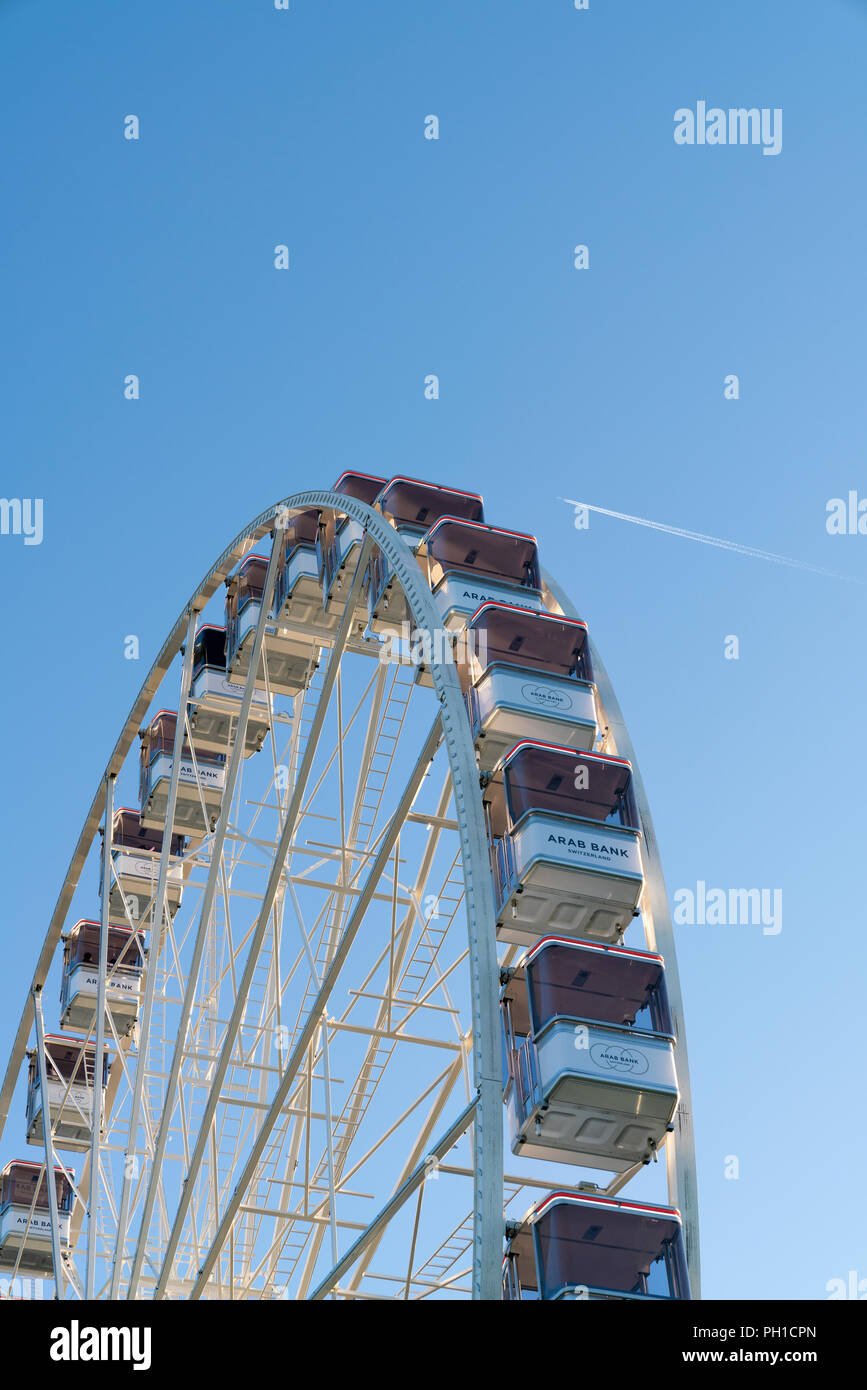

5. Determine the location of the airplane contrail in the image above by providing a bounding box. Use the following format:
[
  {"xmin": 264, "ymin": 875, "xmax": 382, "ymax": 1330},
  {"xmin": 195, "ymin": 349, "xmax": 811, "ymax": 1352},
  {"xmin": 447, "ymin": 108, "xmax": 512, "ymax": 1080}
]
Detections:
[{"xmin": 560, "ymin": 498, "xmax": 859, "ymax": 582}]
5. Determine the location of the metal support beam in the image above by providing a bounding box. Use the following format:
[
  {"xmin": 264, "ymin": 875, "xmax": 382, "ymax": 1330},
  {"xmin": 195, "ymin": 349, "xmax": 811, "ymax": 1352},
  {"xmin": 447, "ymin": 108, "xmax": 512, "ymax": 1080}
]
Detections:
[
  {"xmin": 344, "ymin": 1045, "xmax": 468, "ymax": 1295},
  {"xmin": 308, "ymin": 1098, "xmax": 478, "ymax": 1301},
  {"xmin": 543, "ymin": 568, "xmax": 702, "ymax": 1297},
  {"xmin": 320, "ymin": 1019, "xmax": 339, "ymax": 1272},
  {"xmin": 3, "ymin": 492, "xmax": 507, "ymax": 1301},
  {"xmin": 33, "ymin": 989, "xmax": 65, "ymax": 1299},
  {"xmin": 126, "ymin": 525, "xmax": 286, "ymax": 1299},
  {"xmin": 110, "ymin": 604, "xmax": 199, "ymax": 1298},
  {"xmin": 153, "ymin": 538, "xmax": 372, "ymax": 1299},
  {"xmin": 0, "ymin": 518, "xmax": 272, "ymax": 1146},
  {"xmin": 186, "ymin": 714, "xmax": 443, "ymax": 1299},
  {"xmin": 86, "ymin": 773, "xmax": 115, "ymax": 1299}
]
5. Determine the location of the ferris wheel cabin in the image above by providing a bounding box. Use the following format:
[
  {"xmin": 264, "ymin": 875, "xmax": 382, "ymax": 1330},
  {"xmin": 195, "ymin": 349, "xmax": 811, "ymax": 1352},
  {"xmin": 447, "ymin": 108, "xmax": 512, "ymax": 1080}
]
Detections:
[
  {"xmin": 417, "ymin": 518, "xmax": 545, "ymax": 631},
  {"xmin": 485, "ymin": 742, "xmax": 644, "ymax": 946},
  {"xmin": 189, "ymin": 625, "xmax": 271, "ymax": 756},
  {"xmin": 501, "ymin": 937, "xmax": 678, "ymax": 1170},
  {"xmin": 367, "ymin": 478, "xmax": 484, "ymax": 633},
  {"xmin": 139, "ymin": 711, "xmax": 226, "ymax": 836},
  {"xmin": 458, "ymin": 604, "xmax": 598, "ymax": 771},
  {"xmin": 59, "ymin": 920, "xmax": 144, "ymax": 1037},
  {"xmin": 504, "ymin": 1192, "xmax": 690, "ymax": 1301},
  {"xmin": 273, "ymin": 508, "xmax": 325, "ymax": 629},
  {"xmin": 103, "ymin": 808, "xmax": 186, "ymax": 927},
  {"xmin": 225, "ymin": 555, "xmax": 317, "ymax": 698},
  {"xmin": 0, "ymin": 1162, "xmax": 73, "ymax": 1274},
  {"xmin": 319, "ymin": 471, "xmax": 387, "ymax": 617},
  {"xmin": 25, "ymin": 1036, "xmax": 110, "ymax": 1152}
]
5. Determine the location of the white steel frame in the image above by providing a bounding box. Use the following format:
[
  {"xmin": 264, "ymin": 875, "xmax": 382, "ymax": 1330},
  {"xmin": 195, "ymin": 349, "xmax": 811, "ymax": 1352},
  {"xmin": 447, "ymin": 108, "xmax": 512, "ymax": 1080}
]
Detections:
[{"xmin": 0, "ymin": 492, "xmax": 700, "ymax": 1300}]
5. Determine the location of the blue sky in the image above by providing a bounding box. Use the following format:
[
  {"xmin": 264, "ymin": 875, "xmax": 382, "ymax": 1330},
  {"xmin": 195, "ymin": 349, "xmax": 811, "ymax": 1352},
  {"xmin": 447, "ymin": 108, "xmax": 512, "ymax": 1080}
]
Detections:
[{"xmin": 1, "ymin": 0, "xmax": 866, "ymax": 1299}]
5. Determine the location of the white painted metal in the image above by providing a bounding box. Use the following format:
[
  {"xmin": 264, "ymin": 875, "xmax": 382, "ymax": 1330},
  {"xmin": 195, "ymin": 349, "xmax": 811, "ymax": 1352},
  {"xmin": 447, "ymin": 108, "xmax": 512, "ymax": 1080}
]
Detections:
[
  {"xmin": 86, "ymin": 773, "xmax": 114, "ymax": 1299},
  {"xmin": 152, "ymin": 535, "xmax": 373, "ymax": 1299},
  {"xmin": 32, "ymin": 992, "xmax": 64, "ymax": 1299},
  {"xmin": 542, "ymin": 570, "xmax": 702, "ymax": 1297},
  {"xmin": 109, "ymin": 606, "xmax": 200, "ymax": 1298},
  {"xmin": 125, "ymin": 527, "xmax": 287, "ymax": 1299},
  {"xmin": 0, "ymin": 492, "xmax": 699, "ymax": 1302}
]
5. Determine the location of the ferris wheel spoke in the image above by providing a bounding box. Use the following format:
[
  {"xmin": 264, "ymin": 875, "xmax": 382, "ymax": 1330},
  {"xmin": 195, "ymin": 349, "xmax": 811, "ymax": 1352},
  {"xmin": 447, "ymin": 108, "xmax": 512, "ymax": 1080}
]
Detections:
[
  {"xmin": 151, "ymin": 540, "xmax": 374, "ymax": 1298},
  {"xmin": 184, "ymin": 712, "xmax": 443, "ymax": 1298},
  {"xmin": 339, "ymin": 1042, "xmax": 470, "ymax": 1297},
  {"xmin": 2, "ymin": 485, "xmax": 702, "ymax": 1301},
  {"xmin": 310, "ymin": 1094, "xmax": 477, "ymax": 1301},
  {"xmin": 124, "ymin": 532, "xmax": 290, "ymax": 1297},
  {"xmin": 85, "ymin": 769, "xmax": 115, "ymax": 1299},
  {"xmin": 312, "ymin": 858, "xmax": 464, "ymax": 1195},
  {"xmin": 31, "ymin": 989, "xmax": 66, "ymax": 1298}
]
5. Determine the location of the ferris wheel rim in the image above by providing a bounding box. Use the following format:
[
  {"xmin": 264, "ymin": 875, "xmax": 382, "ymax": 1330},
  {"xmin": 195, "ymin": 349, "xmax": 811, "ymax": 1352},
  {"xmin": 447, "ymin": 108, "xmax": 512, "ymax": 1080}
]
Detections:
[{"xmin": 542, "ymin": 567, "xmax": 701, "ymax": 1296}]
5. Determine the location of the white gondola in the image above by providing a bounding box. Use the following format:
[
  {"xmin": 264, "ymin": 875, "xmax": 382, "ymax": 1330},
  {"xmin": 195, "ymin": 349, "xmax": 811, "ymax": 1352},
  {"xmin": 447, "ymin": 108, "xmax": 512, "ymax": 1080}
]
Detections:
[
  {"xmin": 504, "ymin": 1192, "xmax": 690, "ymax": 1300},
  {"xmin": 501, "ymin": 936, "xmax": 678, "ymax": 1170},
  {"xmin": 416, "ymin": 518, "xmax": 545, "ymax": 631},
  {"xmin": 367, "ymin": 477, "xmax": 484, "ymax": 634},
  {"xmin": 225, "ymin": 554, "xmax": 318, "ymax": 697},
  {"xmin": 139, "ymin": 711, "xmax": 226, "ymax": 837},
  {"xmin": 189, "ymin": 625, "xmax": 271, "ymax": 755},
  {"xmin": 457, "ymin": 603, "xmax": 598, "ymax": 770},
  {"xmin": 484, "ymin": 741, "xmax": 644, "ymax": 945},
  {"xmin": 0, "ymin": 1161, "xmax": 73, "ymax": 1274},
  {"xmin": 319, "ymin": 471, "xmax": 386, "ymax": 623},
  {"xmin": 273, "ymin": 508, "xmax": 325, "ymax": 628},
  {"xmin": 25, "ymin": 1037, "xmax": 109, "ymax": 1153},
  {"xmin": 59, "ymin": 920, "xmax": 143, "ymax": 1037},
  {"xmin": 103, "ymin": 808, "xmax": 185, "ymax": 927}
]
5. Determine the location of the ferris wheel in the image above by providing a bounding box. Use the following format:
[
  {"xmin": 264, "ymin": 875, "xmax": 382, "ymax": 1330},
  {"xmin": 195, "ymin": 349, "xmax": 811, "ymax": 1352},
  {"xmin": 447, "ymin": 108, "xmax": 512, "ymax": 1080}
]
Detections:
[{"xmin": 0, "ymin": 477, "xmax": 701, "ymax": 1301}]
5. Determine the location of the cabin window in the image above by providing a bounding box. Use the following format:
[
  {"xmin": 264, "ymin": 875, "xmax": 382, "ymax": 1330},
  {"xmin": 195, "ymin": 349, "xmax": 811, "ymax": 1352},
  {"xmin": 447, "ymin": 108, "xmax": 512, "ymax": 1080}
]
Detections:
[
  {"xmin": 112, "ymin": 811, "xmax": 185, "ymax": 857},
  {"xmin": 280, "ymin": 509, "xmax": 320, "ymax": 562},
  {"xmin": 333, "ymin": 472, "xmax": 386, "ymax": 505},
  {"xmin": 33, "ymin": 1041, "xmax": 108, "ymax": 1088},
  {"xmin": 426, "ymin": 522, "xmax": 540, "ymax": 590},
  {"xmin": 534, "ymin": 1203, "xmax": 684, "ymax": 1299},
  {"xmin": 141, "ymin": 713, "xmax": 226, "ymax": 768},
  {"xmin": 524, "ymin": 943, "xmax": 673, "ymax": 1036},
  {"xmin": 66, "ymin": 924, "xmax": 143, "ymax": 973},
  {"xmin": 460, "ymin": 605, "xmax": 593, "ymax": 686},
  {"xmin": 378, "ymin": 479, "xmax": 484, "ymax": 531},
  {"xmin": 192, "ymin": 628, "xmax": 227, "ymax": 678},
  {"xmin": 1, "ymin": 1167, "xmax": 72, "ymax": 1213},
  {"xmin": 502, "ymin": 747, "xmax": 639, "ymax": 833}
]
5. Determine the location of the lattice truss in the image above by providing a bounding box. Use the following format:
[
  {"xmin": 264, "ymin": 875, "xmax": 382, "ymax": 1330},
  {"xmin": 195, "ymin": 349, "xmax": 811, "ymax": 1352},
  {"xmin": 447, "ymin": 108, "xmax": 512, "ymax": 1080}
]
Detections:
[
  {"xmin": 0, "ymin": 494, "xmax": 700, "ymax": 1302},
  {"xmin": 44, "ymin": 643, "xmax": 491, "ymax": 1299}
]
